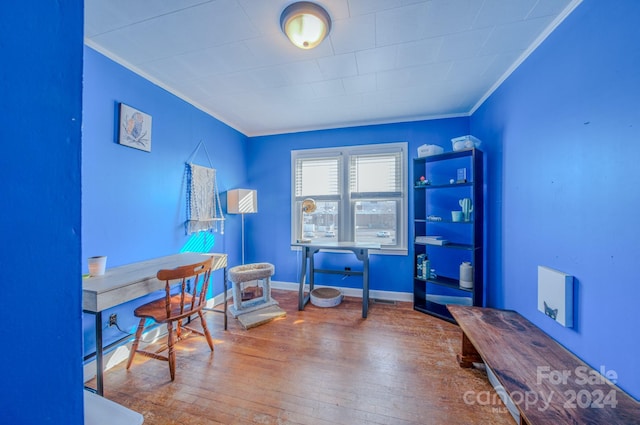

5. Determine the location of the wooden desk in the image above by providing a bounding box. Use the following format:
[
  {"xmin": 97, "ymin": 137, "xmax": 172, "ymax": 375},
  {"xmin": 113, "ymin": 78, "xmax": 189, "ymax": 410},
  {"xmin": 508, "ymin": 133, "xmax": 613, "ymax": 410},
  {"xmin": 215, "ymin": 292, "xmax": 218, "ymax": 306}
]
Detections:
[
  {"xmin": 448, "ymin": 305, "xmax": 640, "ymax": 424},
  {"xmin": 83, "ymin": 252, "xmax": 228, "ymax": 395},
  {"xmin": 293, "ymin": 242, "xmax": 379, "ymax": 318}
]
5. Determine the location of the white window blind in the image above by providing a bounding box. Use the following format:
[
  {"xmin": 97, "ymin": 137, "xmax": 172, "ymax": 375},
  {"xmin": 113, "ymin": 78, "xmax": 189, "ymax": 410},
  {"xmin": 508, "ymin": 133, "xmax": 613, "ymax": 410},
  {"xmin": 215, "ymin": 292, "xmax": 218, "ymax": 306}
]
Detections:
[
  {"xmin": 295, "ymin": 157, "xmax": 340, "ymax": 197},
  {"xmin": 350, "ymin": 152, "xmax": 402, "ymax": 195}
]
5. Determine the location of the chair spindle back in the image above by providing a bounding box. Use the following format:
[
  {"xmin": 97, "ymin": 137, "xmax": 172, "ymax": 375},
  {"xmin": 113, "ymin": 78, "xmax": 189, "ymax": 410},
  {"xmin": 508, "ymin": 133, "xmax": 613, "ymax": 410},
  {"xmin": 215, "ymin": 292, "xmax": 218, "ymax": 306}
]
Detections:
[{"xmin": 157, "ymin": 257, "xmax": 214, "ymax": 320}]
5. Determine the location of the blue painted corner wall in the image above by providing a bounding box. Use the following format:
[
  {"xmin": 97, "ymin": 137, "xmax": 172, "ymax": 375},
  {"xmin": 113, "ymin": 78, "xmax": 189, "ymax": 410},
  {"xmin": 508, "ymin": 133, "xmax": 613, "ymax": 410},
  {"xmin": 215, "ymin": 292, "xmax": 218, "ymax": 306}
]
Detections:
[
  {"xmin": 81, "ymin": 46, "xmax": 249, "ymax": 356},
  {"xmin": 245, "ymin": 119, "xmax": 469, "ymax": 293},
  {"xmin": 0, "ymin": 1, "xmax": 84, "ymax": 424},
  {"xmin": 471, "ymin": 0, "xmax": 640, "ymax": 399}
]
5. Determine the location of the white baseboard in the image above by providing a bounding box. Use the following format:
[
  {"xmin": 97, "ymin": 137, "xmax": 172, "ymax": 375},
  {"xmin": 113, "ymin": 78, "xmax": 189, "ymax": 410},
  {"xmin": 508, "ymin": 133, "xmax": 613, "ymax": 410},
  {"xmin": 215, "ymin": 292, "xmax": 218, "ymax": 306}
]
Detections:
[
  {"xmin": 84, "ymin": 283, "xmax": 411, "ymax": 382},
  {"xmin": 271, "ymin": 280, "xmax": 413, "ymax": 303}
]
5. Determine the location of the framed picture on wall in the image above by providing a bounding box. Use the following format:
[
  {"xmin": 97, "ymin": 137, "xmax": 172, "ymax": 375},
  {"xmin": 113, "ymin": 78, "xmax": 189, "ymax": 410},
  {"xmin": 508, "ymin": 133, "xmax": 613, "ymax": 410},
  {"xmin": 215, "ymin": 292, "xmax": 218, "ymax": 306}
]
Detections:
[{"xmin": 118, "ymin": 103, "xmax": 152, "ymax": 152}]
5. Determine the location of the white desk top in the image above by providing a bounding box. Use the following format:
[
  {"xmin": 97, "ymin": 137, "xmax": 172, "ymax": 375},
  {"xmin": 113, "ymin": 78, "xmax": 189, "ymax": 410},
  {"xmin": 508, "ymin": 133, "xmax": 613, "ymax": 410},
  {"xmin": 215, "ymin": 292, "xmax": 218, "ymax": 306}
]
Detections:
[
  {"xmin": 291, "ymin": 241, "xmax": 381, "ymax": 250},
  {"xmin": 82, "ymin": 252, "xmax": 227, "ymax": 312},
  {"xmin": 84, "ymin": 390, "xmax": 143, "ymax": 425}
]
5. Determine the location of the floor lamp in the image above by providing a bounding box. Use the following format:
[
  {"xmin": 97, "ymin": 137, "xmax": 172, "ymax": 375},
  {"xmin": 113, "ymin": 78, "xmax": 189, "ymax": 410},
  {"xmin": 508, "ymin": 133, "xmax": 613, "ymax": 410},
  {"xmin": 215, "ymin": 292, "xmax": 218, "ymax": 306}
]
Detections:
[{"xmin": 227, "ymin": 189, "xmax": 258, "ymax": 264}]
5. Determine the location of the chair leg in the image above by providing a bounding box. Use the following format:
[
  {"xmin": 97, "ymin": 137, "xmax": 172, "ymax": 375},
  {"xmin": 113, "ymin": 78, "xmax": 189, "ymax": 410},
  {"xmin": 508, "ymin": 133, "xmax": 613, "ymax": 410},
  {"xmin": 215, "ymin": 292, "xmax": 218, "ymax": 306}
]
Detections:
[
  {"xmin": 167, "ymin": 321, "xmax": 176, "ymax": 381},
  {"xmin": 126, "ymin": 318, "xmax": 146, "ymax": 370},
  {"xmin": 198, "ymin": 310, "xmax": 214, "ymax": 351}
]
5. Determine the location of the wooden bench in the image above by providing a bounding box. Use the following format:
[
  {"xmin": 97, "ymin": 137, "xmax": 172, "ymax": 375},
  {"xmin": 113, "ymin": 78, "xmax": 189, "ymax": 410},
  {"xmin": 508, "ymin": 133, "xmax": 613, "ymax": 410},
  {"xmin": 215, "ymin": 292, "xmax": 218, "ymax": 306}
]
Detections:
[{"xmin": 447, "ymin": 305, "xmax": 640, "ymax": 424}]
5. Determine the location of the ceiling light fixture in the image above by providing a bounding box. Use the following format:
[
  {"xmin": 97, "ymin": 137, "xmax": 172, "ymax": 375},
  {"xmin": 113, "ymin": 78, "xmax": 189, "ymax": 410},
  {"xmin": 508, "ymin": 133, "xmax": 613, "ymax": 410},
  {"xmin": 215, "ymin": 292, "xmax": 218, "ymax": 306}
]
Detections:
[{"xmin": 280, "ymin": 2, "xmax": 331, "ymax": 50}]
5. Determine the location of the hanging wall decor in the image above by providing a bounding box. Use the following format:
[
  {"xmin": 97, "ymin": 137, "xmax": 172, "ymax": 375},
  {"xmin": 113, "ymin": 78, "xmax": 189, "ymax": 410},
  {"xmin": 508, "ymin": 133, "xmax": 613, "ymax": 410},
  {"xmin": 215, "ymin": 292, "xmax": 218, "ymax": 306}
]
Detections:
[
  {"xmin": 184, "ymin": 141, "xmax": 225, "ymax": 235},
  {"xmin": 118, "ymin": 103, "xmax": 152, "ymax": 152}
]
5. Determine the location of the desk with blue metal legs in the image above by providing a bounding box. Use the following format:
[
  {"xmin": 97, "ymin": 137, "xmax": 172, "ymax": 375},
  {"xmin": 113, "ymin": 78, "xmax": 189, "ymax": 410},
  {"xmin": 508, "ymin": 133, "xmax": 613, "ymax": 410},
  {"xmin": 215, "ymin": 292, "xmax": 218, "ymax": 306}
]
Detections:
[{"xmin": 293, "ymin": 242, "xmax": 379, "ymax": 318}]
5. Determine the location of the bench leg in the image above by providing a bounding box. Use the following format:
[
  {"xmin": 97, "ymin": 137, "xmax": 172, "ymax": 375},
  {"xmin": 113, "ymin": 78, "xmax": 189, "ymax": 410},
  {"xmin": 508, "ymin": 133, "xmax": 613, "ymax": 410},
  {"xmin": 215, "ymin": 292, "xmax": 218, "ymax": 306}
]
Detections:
[{"xmin": 456, "ymin": 332, "xmax": 482, "ymax": 368}]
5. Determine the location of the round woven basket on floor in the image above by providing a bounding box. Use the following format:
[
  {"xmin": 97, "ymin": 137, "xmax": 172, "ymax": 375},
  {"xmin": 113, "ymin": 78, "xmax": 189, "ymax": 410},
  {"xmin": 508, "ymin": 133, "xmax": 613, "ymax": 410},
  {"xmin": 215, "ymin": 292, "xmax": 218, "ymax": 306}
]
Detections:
[{"xmin": 310, "ymin": 287, "xmax": 343, "ymax": 308}]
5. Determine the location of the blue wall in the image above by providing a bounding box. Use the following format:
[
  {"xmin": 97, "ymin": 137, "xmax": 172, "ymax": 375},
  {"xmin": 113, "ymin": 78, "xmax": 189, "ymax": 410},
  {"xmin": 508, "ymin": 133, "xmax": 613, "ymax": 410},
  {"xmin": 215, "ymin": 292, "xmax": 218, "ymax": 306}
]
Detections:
[
  {"xmin": 6, "ymin": 1, "xmax": 635, "ymax": 420},
  {"xmin": 81, "ymin": 46, "xmax": 248, "ymax": 355},
  {"xmin": 0, "ymin": 1, "xmax": 84, "ymax": 423},
  {"xmin": 245, "ymin": 119, "xmax": 469, "ymax": 293},
  {"xmin": 471, "ymin": 0, "xmax": 640, "ymax": 399}
]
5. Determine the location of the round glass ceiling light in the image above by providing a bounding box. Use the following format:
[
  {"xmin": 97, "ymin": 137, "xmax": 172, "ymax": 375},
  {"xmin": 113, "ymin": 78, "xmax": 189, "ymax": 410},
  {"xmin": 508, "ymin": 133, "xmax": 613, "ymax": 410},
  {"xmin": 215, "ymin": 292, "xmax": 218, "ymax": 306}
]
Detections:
[{"xmin": 280, "ymin": 2, "xmax": 331, "ymax": 49}]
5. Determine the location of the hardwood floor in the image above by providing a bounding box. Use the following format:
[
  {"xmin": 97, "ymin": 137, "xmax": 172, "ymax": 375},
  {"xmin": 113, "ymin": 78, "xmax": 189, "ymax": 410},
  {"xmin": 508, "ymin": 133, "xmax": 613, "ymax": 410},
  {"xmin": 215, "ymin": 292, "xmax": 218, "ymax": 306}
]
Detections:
[{"xmin": 91, "ymin": 290, "xmax": 513, "ymax": 425}]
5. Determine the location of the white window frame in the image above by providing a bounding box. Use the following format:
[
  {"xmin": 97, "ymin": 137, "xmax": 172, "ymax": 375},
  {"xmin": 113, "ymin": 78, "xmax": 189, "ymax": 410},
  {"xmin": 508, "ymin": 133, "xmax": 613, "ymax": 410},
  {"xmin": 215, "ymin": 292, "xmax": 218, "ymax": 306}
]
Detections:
[{"xmin": 291, "ymin": 142, "xmax": 408, "ymax": 255}]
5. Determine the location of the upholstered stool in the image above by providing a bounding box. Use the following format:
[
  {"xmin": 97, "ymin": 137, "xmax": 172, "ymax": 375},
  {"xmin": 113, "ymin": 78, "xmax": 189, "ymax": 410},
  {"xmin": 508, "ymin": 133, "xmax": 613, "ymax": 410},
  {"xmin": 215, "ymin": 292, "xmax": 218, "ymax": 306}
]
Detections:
[{"xmin": 228, "ymin": 263, "xmax": 277, "ymax": 317}]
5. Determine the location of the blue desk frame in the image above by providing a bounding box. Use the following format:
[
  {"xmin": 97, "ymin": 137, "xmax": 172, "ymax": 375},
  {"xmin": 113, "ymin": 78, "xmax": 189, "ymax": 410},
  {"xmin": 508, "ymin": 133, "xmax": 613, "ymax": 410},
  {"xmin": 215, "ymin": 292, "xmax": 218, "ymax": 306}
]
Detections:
[{"xmin": 293, "ymin": 242, "xmax": 379, "ymax": 318}]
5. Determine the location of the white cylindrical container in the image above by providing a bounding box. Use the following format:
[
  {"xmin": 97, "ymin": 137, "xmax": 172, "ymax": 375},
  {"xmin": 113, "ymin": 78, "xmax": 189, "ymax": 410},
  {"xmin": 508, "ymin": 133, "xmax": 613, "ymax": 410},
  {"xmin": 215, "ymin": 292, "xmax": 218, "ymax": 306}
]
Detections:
[
  {"xmin": 310, "ymin": 287, "xmax": 343, "ymax": 308},
  {"xmin": 460, "ymin": 261, "xmax": 473, "ymax": 289},
  {"xmin": 88, "ymin": 256, "xmax": 107, "ymax": 277}
]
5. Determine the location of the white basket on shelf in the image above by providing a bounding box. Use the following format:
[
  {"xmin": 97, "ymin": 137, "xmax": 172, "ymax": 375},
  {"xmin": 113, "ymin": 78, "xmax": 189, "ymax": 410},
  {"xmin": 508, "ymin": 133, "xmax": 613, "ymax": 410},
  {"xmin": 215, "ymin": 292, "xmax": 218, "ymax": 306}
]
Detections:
[
  {"xmin": 451, "ymin": 135, "xmax": 481, "ymax": 151},
  {"xmin": 417, "ymin": 144, "xmax": 444, "ymax": 157}
]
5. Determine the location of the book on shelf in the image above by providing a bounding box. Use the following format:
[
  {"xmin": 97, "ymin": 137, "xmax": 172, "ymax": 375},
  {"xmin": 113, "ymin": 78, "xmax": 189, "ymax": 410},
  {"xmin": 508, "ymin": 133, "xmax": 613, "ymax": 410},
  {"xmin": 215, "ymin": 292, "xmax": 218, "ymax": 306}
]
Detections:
[{"xmin": 415, "ymin": 236, "xmax": 449, "ymax": 245}]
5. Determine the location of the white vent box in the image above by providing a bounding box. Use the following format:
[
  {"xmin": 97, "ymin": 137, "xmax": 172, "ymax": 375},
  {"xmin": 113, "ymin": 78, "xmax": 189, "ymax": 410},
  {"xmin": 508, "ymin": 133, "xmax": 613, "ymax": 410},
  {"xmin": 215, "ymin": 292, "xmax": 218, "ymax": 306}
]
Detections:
[{"xmin": 537, "ymin": 266, "xmax": 574, "ymax": 328}]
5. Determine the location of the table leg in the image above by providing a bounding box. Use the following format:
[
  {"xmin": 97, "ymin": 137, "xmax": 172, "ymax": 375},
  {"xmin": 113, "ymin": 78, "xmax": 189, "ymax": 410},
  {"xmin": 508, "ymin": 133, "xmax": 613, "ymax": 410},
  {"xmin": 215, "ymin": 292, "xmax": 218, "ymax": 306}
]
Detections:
[
  {"xmin": 362, "ymin": 254, "xmax": 369, "ymax": 319},
  {"xmin": 308, "ymin": 252, "xmax": 315, "ymax": 294},
  {"xmin": 298, "ymin": 247, "xmax": 308, "ymax": 310},
  {"xmin": 457, "ymin": 332, "xmax": 482, "ymax": 368},
  {"xmin": 223, "ymin": 267, "xmax": 228, "ymax": 331},
  {"xmin": 95, "ymin": 311, "xmax": 104, "ymax": 395}
]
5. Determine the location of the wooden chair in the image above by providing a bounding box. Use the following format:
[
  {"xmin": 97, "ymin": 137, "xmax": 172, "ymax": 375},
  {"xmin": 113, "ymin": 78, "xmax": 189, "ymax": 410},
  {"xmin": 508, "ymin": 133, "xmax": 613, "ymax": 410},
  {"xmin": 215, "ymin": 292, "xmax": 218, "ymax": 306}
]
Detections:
[{"xmin": 126, "ymin": 257, "xmax": 215, "ymax": 380}]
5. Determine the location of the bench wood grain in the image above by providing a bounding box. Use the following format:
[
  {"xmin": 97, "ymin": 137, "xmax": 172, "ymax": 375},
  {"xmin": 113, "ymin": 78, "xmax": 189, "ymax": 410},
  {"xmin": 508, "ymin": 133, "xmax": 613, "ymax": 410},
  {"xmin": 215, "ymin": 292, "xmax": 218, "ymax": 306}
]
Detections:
[{"xmin": 448, "ymin": 305, "xmax": 640, "ymax": 425}]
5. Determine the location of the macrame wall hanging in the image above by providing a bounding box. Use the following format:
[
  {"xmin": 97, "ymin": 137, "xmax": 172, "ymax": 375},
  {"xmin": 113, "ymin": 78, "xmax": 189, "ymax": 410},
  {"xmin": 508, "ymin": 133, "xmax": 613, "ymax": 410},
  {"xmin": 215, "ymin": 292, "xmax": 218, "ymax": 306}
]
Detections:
[{"xmin": 185, "ymin": 141, "xmax": 225, "ymax": 235}]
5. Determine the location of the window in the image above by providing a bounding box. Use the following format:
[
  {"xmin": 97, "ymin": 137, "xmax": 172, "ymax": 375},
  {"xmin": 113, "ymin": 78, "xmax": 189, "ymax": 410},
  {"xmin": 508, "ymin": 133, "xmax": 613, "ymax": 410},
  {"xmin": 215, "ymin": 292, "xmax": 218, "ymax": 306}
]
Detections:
[{"xmin": 291, "ymin": 142, "xmax": 407, "ymax": 252}]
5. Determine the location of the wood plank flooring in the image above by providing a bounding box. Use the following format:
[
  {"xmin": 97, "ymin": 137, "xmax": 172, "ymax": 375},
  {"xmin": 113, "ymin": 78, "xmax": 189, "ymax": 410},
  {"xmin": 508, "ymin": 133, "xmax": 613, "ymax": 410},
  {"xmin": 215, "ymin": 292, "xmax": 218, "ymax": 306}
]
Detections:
[{"xmin": 89, "ymin": 290, "xmax": 513, "ymax": 425}]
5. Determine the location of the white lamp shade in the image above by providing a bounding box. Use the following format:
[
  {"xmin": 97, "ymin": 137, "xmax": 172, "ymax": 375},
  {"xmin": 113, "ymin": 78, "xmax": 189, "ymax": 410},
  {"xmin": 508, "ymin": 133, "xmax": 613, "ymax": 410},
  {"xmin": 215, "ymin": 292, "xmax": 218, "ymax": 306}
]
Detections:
[{"xmin": 227, "ymin": 189, "xmax": 258, "ymax": 214}]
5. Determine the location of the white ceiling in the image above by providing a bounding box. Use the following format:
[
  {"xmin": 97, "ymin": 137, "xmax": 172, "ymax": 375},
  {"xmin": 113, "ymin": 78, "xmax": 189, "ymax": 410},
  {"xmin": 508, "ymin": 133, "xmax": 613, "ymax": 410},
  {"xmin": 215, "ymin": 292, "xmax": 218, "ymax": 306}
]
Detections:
[{"xmin": 85, "ymin": 0, "xmax": 581, "ymax": 137}]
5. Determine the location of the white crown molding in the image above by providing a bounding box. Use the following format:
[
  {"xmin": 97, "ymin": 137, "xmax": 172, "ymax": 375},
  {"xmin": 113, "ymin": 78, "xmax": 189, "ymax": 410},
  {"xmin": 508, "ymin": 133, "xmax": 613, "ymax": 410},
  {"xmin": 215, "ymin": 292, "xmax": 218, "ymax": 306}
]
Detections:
[{"xmin": 469, "ymin": 0, "xmax": 584, "ymax": 115}]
